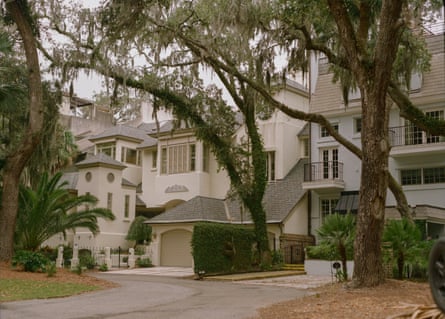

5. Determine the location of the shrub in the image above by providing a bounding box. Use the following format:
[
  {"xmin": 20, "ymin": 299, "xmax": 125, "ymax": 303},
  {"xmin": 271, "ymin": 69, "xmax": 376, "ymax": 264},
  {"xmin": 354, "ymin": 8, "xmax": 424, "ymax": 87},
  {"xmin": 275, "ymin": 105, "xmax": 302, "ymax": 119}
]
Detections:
[
  {"xmin": 72, "ymin": 264, "xmax": 83, "ymax": 275},
  {"xmin": 271, "ymin": 250, "xmax": 284, "ymax": 266},
  {"xmin": 40, "ymin": 246, "xmax": 58, "ymax": 261},
  {"xmin": 192, "ymin": 222, "xmax": 256, "ymax": 275},
  {"xmin": 44, "ymin": 261, "xmax": 57, "ymax": 277},
  {"xmin": 12, "ymin": 250, "xmax": 49, "ymax": 272},
  {"xmin": 306, "ymin": 244, "xmax": 339, "ymax": 260},
  {"xmin": 136, "ymin": 257, "xmax": 153, "ymax": 268},
  {"xmin": 99, "ymin": 264, "xmax": 108, "ymax": 272},
  {"xmin": 81, "ymin": 255, "xmax": 96, "ymax": 269}
]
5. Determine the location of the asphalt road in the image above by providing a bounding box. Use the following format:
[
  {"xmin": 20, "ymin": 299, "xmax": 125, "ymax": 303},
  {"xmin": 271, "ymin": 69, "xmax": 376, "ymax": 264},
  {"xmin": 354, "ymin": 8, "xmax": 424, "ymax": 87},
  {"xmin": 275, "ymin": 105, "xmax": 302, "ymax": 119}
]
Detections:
[{"xmin": 0, "ymin": 273, "xmax": 310, "ymax": 319}]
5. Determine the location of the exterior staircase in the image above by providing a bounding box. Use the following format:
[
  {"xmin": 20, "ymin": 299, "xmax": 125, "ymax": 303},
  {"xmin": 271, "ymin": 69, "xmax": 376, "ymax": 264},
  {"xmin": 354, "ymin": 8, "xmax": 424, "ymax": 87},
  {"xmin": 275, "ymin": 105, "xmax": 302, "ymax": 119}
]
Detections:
[{"xmin": 282, "ymin": 263, "xmax": 305, "ymax": 273}]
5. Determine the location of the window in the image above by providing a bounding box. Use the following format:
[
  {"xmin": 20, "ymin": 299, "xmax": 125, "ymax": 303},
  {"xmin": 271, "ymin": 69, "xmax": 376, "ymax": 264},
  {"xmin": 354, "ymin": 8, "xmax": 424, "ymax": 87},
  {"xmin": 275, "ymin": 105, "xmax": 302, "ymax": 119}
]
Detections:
[
  {"xmin": 203, "ymin": 144, "xmax": 210, "ymax": 172},
  {"xmin": 404, "ymin": 110, "xmax": 444, "ymax": 145},
  {"xmin": 321, "ymin": 198, "xmax": 339, "ymax": 220},
  {"xmin": 189, "ymin": 144, "xmax": 196, "ymax": 171},
  {"xmin": 426, "ymin": 110, "xmax": 444, "ymax": 143},
  {"xmin": 152, "ymin": 150, "xmax": 158, "ymax": 169},
  {"xmin": 161, "ymin": 147, "xmax": 167, "ymax": 174},
  {"xmin": 124, "ymin": 195, "xmax": 130, "ymax": 219},
  {"xmin": 401, "ymin": 169, "xmax": 422, "ymax": 185},
  {"xmin": 321, "ymin": 148, "xmax": 339, "ymax": 179},
  {"xmin": 97, "ymin": 142, "xmax": 116, "ymax": 159},
  {"xmin": 107, "ymin": 192, "xmax": 113, "ymax": 210},
  {"xmin": 160, "ymin": 143, "xmax": 196, "ymax": 175},
  {"xmin": 121, "ymin": 147, "xmax": 140, "ymax": 165},
  {"xmin": 423, "ymin": 167, "xmax": 445, "ymax": 184},
  {"xmin": 302, "ymin": 138, "xmax": 309, "ymax": 158},
  {"xmin": 354, "ymin": 118, "xmax": 362, "ymax": 134},
  {"xmin": 401, "ymin": 167, "xmax": 445, "ymax": 185},
  {"xmin": 266, "ymin": 151, "xmax": 276, "ymax": 181},
  {"xmin": 320, "ymin": 123, "xmax": 339, "ymax": 138}
]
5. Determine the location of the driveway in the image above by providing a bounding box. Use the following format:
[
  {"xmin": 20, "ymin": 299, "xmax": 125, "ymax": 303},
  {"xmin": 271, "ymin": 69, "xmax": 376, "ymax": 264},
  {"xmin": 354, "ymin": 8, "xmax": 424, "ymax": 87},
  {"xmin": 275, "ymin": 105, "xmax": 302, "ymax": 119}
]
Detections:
[{"xmin": 0, "ymin": 272, "xmax": 325, "ymax": 319}]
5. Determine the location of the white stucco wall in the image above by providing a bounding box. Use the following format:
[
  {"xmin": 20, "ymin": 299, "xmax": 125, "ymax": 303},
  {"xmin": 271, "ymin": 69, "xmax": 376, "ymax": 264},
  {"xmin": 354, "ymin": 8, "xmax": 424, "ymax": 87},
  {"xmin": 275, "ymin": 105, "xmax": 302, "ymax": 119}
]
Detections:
[
  {"xmin": 74, "ymin": 165, "xmax": 135, "ymax": 249},
  {"xmin": 282, "ymin": 195, "xmax": 308, "ymax": 235}
]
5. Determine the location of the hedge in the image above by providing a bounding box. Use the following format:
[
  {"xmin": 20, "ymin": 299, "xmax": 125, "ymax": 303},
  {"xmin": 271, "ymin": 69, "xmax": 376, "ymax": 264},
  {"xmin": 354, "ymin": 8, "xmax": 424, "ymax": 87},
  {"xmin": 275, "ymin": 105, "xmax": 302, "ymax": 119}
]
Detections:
[{"xmin": 192, "ymin": 222, "xmax": 256, "ymax": 275}]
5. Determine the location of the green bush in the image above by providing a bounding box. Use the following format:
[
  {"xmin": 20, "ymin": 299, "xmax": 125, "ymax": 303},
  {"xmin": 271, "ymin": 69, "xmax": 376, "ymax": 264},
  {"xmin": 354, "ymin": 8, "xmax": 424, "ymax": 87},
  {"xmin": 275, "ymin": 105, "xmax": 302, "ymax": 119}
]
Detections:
[
  {"xmin": 192, "ymin": 222, "xmax": 256, "ymax": 275},
  {"xmin": 44, "ymin": 261, "xmax": 57, "ymax": 277},
  {"xmin": 79, "ymin": 250, "xmax": 95, "ymax": 270},
  {"xmin": 12, "ymin": 250, "xmax": 49, "ymax": 272},
  {"xmin": 136, "ymin": 257, "xmax": 153, "ymax": 268},
  {"xmin": 405, "ymin": 239, "xmax": 435, "ymax": 280},
  {"xmin": 99, "ymin": 264, "xmax": 108, "ymax": 272},
  {"xmin": 40, "ymin": 246, "xmax": 57, "ymax": 261},
  {"xmin": 306, "ymin": 243, "xmax": 354, "ymax": 260},
  {"xmin": 271, "ymin": 250, "xmax": 284, "ymax": 266},
  {"xmin": 72, "ymin": 264, "xmax": 83, "ymax": 275}
]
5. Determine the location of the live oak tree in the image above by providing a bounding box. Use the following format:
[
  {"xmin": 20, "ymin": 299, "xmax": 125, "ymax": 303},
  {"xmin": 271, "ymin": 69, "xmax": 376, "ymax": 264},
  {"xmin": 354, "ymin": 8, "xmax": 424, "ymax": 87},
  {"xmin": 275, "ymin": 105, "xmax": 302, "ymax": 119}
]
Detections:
[
  {"xmin": 39, "ymin": 0, "xmax": 276, "ymax": 261},
  {"xmin": 0, "ymin": 2, "xmax": 45, "ymax": 262},
  {"xmin": 29, "ymin": 0, "xmax": 445, "ymax": 286},
  {"xmin": 274, "ymin": 0, "xmax": 444, "ymax": 287}
]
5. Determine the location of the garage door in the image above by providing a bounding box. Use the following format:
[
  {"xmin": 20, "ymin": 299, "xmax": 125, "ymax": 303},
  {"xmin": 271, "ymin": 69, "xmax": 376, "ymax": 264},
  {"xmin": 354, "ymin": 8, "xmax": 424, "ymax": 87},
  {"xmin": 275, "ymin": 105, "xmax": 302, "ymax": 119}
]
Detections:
[{"xmin": 160, "ymin": 229, "xmax": 193, "ymax": 267}]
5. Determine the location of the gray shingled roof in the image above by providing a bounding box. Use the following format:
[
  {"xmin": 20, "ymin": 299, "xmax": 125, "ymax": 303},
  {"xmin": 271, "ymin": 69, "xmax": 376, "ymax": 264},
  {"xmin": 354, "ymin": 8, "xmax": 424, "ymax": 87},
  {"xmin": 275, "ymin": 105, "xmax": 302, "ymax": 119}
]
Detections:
[
  {"xmin": 89, "ymin": 125, "xmax": 152, "ymax": 143},
  {"xmin": 137, "ymin": 136, "xmax": 158, "ymax": 149},
  {"xmin": 122, "ymin": 178, "xmax": 136, "ymax": 187},
  {"xmin": 75, "ymin": 153, "xmax": 127, "ymax": 169},
  {"xmin": 148, "ymin": 159, "xmax": 308, "ymax": 224},
  {"xmin": 59, "ymin": 172, "xmax": 79, "ymax": 190},
  {"xmin": 147, "ymin": 196, "xmax": 228, "ymax": 224},
  {"xmin": 298, "ymin": 123, "xmax": 310, "ymax": 137},
  {"xmin": 227, "ymin": 158, "xmax": 308, "ymax": 223},
  {"xmin": 138, "ymin": 120, "xmax": 174, "ymax": 134},
  {"xmin": 136, "ymin": 195, "xmax": 146, "ymax": 207}
]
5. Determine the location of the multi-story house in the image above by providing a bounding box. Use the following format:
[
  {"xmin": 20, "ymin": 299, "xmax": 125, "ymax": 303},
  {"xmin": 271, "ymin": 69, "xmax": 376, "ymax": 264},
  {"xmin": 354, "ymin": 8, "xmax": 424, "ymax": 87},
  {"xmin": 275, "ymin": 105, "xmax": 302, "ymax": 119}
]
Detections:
[
  {"xmin": 52, "ymin": 80, "xmax": 315, "ymax": 268},
  {"xmin": 305, "ymin": 32, "xmax": 445, "ymax": 239}
]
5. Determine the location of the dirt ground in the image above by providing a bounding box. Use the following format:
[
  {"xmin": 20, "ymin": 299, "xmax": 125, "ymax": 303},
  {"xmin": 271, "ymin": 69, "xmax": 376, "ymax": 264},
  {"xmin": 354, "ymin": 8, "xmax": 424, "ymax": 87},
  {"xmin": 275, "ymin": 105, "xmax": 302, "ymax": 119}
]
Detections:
[
  {"xmin": 0, "ymin": 262, "xmax": 117, "ymax": 290},
  {"xmin": 1, "ymin": 263, "xmax": 444, "ymax": 319},
  {"xmin": 254, "ymin": 279, "xmax": 444, "ymax": 319}
]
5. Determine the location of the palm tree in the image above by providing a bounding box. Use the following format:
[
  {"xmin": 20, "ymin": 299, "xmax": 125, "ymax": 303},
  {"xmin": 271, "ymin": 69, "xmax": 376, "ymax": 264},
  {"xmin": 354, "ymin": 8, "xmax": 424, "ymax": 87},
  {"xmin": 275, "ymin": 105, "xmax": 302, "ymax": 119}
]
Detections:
[
  {"xmin": 317, "ymin": 213, "xmax": 356, "ymax": 281},
  {"xmin": 15, "ymin": 172, "xmax": 115, "ymax": 251},
  {"xmin": 383, "ymin": 218, "xmax": 421, "ymax": 279},
  {"xmin": 126, "ymin": 216, "xmax": 152, "ymax": 247}
]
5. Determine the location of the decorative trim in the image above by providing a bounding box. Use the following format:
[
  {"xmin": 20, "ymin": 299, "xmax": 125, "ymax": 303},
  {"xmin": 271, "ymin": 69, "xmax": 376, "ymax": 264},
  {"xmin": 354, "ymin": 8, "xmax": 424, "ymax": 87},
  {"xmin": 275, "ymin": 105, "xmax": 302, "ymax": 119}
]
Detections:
[{"xmin": 165, "ymin": 184, "xmax": 189, "ymax": 193}]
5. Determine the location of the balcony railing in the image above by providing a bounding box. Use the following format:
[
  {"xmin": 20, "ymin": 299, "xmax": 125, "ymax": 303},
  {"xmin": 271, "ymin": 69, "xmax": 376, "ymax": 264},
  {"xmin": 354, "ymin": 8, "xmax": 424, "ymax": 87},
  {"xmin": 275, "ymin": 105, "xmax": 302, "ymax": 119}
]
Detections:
[
  {"xmin": 389, "ymin": 125, "xmax": 445, "ymax": 147},
  {"xmin": 304, "ymin": 161, "xmax": 344, "ymax": 182}
]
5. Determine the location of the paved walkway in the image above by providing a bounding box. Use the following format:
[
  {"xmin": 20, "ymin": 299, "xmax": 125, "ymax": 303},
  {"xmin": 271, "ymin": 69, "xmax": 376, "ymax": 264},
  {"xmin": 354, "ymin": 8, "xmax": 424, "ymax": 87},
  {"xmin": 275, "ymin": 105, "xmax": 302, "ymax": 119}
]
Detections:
[
  {"xmin": 108, "ymin": 266, "xmax": 334, "ymax": 289},
  {"xmin": 109, "ymin": 266, "xmax": 195, "ymax": 278}
]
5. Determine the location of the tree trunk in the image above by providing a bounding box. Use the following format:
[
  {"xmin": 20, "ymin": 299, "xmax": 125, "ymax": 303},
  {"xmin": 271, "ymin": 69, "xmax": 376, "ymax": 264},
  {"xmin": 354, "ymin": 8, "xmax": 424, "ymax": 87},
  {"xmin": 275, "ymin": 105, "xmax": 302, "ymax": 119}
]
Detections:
[
  {"xmin": 339, "ymin": 244, "xmax": 348, "ymax": 281},
  {"xmin": 352, "ymin": 90, "xmax": 390, "ymax": 287},
  {"xmin": 245, "ymin": 198, "xmax": 270, "ymax": 260},
  {"xmin": 0, "ymin": 3, "xmax": 44, "ymax": 262},
  {"xmin": 397, "ymin": 254, "xmax": 404, "ymax": 279}
]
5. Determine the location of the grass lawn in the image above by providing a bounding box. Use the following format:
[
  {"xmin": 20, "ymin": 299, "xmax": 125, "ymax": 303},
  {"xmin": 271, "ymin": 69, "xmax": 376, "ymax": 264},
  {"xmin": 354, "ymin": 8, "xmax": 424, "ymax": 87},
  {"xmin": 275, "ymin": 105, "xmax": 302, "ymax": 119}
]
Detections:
[{"xmin": 0, "ymin": 278, "xmax": 100, "ymax": 302}]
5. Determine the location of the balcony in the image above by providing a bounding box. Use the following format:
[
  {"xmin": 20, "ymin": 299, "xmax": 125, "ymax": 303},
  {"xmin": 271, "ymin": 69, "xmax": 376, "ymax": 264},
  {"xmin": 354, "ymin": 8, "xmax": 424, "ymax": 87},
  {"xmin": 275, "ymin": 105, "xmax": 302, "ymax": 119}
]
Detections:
[
  {"xmin": 389, "ymin": 125, "xmax": 445, "ymax": 157},
  {"xmin": 302, "ymin": 161, "xmax": 345, "ymax": 192}
]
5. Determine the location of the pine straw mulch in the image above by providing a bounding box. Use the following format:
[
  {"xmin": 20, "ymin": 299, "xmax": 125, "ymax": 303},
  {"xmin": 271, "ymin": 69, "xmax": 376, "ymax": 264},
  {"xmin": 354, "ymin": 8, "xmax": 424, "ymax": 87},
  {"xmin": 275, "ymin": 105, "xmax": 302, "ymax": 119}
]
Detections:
[
  {"xmin": 254, "ymin": 279, "xmax": 445, "ymax": 319},
  {"xmin": 0, "ymin": 262, "xmax": 118, "ymax": 290}
]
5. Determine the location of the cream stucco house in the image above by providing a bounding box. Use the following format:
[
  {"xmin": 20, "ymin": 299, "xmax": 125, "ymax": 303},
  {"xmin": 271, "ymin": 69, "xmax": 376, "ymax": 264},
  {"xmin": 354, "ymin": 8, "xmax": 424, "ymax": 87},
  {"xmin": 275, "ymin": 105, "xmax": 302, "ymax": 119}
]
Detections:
[{"xmin": 52, "ymin": 80, "xmax": 315, "ymax": 267}]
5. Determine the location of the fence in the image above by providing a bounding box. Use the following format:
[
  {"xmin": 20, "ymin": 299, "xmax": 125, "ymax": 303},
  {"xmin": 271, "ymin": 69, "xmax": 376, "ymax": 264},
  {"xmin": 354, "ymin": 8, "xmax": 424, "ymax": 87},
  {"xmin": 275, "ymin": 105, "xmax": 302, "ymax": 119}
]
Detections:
[{"xmin": 56, "ymin": 244, "xmax": 150, "ymax": 269}]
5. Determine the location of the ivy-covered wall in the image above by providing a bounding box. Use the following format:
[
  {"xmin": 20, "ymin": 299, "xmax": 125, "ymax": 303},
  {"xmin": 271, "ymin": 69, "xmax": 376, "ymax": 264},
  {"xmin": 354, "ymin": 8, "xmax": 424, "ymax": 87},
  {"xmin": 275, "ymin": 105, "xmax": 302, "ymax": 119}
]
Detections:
[{"xmin": 192, "ymin": 222, "xmax": 256, "ymax": 275}]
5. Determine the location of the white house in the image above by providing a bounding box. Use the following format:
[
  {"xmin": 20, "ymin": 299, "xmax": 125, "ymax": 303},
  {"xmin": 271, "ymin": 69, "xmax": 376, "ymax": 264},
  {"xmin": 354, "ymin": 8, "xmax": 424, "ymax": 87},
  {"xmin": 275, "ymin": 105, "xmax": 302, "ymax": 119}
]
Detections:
[{"xmin": 51, "ymin": 79, "xmax": 315, "ymax": 266}]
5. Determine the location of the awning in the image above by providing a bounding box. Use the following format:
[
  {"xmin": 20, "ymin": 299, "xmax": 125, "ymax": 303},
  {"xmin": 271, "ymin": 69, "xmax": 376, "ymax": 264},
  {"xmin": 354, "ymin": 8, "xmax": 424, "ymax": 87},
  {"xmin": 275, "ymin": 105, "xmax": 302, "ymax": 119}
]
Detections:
[{"xmin": 335, "ymin": 191, "xmax": 359, "ymax": 214}]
